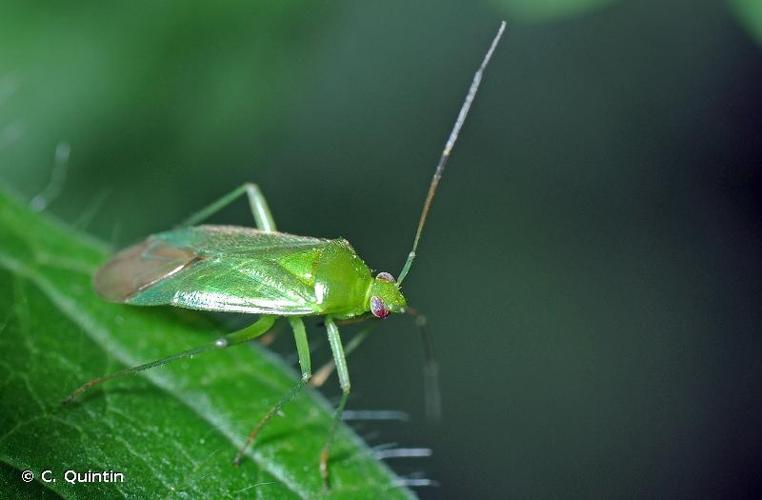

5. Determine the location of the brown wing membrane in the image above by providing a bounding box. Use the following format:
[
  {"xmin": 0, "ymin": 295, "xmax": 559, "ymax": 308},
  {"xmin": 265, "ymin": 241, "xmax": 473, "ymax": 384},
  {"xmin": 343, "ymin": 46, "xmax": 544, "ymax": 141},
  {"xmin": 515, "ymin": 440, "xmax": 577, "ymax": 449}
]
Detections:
[{"xmin": 93, "ymin": 237, "xmax": 200, "ymax": 302}]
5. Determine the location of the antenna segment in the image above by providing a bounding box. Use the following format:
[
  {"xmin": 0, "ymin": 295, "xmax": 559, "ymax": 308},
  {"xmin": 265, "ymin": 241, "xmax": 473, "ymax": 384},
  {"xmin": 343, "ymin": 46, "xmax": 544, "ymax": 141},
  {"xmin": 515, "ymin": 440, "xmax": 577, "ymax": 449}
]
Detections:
[{"xmin": 397, "ymin": 21, "xmax": 506, "ymax": 284}]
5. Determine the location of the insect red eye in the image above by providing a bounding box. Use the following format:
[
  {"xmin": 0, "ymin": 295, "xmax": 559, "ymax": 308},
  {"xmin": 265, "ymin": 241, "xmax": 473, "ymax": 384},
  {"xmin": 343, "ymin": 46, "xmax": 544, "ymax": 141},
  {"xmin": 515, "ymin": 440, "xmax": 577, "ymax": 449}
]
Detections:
[
  {"xmin": 376, "ymin": 272, "xmax": 396, "ymax": 283},
  {"xmin": 370, "ymin": 296, "xmax": 390, "ymax": 319}
]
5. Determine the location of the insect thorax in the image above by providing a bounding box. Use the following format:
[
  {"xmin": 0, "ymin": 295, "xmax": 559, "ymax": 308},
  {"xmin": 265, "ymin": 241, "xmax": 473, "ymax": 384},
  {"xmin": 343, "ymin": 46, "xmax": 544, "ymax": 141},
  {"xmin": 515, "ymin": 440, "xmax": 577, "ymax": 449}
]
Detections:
[{"xmin": 313, "ymin": 239, "xmax": 374, "ymax": 318}]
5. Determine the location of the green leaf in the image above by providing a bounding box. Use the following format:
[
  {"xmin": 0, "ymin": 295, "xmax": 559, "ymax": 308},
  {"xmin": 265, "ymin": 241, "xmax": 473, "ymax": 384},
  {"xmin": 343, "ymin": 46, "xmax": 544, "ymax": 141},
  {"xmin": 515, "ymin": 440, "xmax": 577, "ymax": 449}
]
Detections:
[
  {"xmin": 491, "ymin": 0, "xmax": 616, "ymax": 22},
  {"xmin": 0, "ymin": 187, "xmax": 412, "ymax": 499},
  {"xmin": 729, "ymin": 0, "xmax": 762, "ymax": 45}
]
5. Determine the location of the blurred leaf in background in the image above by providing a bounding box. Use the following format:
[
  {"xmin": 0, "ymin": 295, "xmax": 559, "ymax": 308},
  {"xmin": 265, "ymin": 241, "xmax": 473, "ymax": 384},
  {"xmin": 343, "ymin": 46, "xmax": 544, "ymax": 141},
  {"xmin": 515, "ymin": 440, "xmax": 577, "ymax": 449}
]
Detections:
[
  {"xmin": 492, "ymin": 0, "xmax": 617, "ymax": 22},
  {"xmin": 0, "ymin": 1, "xmax": 333, "ymax": 241},
  {"xmin": 729, "ymin": 0, "xmax": 762, "ymax": 44}
]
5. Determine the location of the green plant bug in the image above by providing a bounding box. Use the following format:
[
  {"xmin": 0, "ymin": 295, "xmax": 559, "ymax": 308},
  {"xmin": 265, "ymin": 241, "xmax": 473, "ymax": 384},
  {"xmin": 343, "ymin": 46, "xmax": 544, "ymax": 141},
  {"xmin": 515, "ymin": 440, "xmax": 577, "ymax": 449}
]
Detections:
[{"xmin": 63, "ymin": 21, "xmax": 506, "ymax": 489}]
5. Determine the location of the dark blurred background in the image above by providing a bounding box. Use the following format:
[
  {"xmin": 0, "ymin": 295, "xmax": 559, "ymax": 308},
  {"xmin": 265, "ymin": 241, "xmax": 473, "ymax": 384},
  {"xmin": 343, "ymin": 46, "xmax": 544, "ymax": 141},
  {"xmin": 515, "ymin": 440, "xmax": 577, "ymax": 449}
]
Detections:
[{"xmin": 2, "ymin": 1, "xmax": 761, "ymax": 498}]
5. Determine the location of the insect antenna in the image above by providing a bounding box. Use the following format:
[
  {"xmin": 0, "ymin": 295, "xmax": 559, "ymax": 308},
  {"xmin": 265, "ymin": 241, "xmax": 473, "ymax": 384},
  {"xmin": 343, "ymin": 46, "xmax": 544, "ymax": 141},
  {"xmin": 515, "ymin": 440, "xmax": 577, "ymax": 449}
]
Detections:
[{"xmin": 397, "ymin": 21, "xmax": 506, "ymax": 284}]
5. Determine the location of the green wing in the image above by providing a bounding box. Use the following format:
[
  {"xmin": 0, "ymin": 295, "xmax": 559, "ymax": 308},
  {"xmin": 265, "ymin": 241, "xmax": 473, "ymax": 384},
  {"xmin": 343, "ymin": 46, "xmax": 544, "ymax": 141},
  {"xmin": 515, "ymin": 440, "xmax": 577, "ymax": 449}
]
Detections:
[{"xmin": 93, "ymin": 225, "xmax": 330, "ymax": 315}]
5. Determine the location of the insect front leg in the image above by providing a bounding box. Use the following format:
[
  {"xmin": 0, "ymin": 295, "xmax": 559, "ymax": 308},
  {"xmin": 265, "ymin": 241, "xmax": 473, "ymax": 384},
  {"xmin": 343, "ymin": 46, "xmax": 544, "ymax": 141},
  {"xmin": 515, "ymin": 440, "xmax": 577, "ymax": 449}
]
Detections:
[
  {"xmin": 311, "ymin": 323, "xmax": 376, "ymax": 388},
  {"xmin": 321, "ymin": 316, "xmax": 352, "ymax": 489},
  {"xmin": 233, "ymin": 316, "xmax": 312, "ymax": 466},
  {"xmin": 179, "ymin": 182, "xmax": 277, "ymax": 232}
]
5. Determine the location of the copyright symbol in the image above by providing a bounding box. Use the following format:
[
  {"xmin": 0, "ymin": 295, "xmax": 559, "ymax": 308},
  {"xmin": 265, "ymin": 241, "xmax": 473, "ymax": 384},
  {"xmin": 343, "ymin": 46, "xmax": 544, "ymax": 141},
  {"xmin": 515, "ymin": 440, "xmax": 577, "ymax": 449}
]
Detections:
[{"xmin": 21, "ymin": 470, "xmax": 34, "ymax": 482}]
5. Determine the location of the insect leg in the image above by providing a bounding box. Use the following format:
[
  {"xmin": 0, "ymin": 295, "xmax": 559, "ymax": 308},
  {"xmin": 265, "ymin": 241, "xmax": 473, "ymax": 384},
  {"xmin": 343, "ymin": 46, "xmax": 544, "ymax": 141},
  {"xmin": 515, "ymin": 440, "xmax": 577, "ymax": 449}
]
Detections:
[
  {"xmin": 290, "ymin": 316, "xmax": 312, "ymax": 380},
  {"xmin": 62, "ymin": 315, "xmax": 277, "ymax": 404},
  {"xmin": 311, "ymin": 324, "xmax": 376, "ymax": 388},
  {"xmin": 233, "ymin": 316, "xmax": 312, "ymax": 465},
  {"xmin": 30, "ymin": 142, "xmax": 71, "ymax": 212},
  {"xmin": 321, "ymin": 316, "xmax": 351, "ymax": 489},
  {"xmin": 258, "ymin": 320, "xmax": 286, "ymax": 347},
  {"xmin": 179, "ymin": 183, "xmax": 277, "ymax": 232}
]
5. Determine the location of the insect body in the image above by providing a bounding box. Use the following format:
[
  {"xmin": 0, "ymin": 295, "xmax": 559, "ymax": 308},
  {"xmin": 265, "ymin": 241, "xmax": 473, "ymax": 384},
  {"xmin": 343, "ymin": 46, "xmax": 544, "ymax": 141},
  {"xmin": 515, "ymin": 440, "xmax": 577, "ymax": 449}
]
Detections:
[
  {"xmin": 64, "ymin": 22, "xmax": 506, "ymax": 489},
  {"xmin": 94, "ymin": 225, "xmax": 406, "ymax": 319}
]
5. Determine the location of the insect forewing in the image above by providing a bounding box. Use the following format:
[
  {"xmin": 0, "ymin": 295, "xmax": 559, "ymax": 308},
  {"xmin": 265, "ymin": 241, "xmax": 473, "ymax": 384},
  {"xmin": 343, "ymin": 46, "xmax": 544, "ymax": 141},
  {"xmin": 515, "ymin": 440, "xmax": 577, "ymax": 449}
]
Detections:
[{"xmin": 94, "ymin": 225, "xmax": 330, "ymax": 315}]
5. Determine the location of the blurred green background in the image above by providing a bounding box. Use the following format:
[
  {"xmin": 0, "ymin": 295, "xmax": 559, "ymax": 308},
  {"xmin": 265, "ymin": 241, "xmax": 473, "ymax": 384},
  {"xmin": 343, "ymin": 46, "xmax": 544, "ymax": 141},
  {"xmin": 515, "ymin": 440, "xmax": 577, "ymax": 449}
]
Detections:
[{"xmin": 2, "ymin": 1, "xmax": 761, "ymax": 498}]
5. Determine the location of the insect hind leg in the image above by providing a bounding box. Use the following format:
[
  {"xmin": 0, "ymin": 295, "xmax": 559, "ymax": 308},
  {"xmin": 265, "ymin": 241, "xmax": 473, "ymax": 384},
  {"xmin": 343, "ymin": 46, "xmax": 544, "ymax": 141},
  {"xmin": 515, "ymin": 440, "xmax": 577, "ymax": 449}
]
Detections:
[
  {"xmin": 179, "ymin": 182, "xmax": 277, "ymax": 232},
  {"xmin": 62, "ymin": 315, "xmax": 277, "ymax": 405}
]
